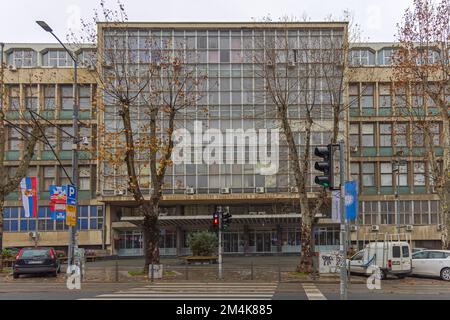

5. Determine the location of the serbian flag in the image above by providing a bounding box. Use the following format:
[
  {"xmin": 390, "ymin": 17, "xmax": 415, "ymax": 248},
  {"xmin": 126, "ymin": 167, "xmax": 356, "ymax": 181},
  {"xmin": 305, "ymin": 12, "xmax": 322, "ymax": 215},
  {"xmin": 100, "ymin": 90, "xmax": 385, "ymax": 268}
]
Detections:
[{"xmin": 20, "ymin": 177, "xmax": 38, "ymax": 218}]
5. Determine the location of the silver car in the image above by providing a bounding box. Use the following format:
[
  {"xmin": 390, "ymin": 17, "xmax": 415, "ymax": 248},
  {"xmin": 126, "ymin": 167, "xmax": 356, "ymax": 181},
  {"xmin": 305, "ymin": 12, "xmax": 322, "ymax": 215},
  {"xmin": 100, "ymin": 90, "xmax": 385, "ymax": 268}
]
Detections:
[{"xmin": 411, "ymin": 250, "xmax": 450, "ymax": 281}]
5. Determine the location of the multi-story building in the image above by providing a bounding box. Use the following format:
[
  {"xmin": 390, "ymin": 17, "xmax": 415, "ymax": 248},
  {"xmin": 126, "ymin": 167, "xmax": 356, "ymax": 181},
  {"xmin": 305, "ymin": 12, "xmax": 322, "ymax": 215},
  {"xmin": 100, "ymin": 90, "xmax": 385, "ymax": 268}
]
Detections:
[
  {"xmin": 0, "ymin": 43, "xmax": 106, "ymax": 251},
  {"xmin": 348, "ymin": 43, "xmax": 444, "ymax": 249},
  {"xmin": 0, "ymin": 24, "xmax": 446, "ymax": 257}
]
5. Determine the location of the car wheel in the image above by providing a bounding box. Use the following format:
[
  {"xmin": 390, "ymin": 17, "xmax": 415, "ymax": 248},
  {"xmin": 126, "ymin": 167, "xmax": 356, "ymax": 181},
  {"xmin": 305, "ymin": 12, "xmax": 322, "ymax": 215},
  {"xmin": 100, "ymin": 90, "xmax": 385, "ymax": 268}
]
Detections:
[
  {"xmin": 13, "ymin": 273, "xmax": 19, "ymax": 279},
  {"xmin": 440, "ymin": 268, "xmax": 450, "ymax": 281},
  {"xmin": 380, "ymin": 270, "xmax": 387, "ymax": 280},
  {"xmin": 396, "ymin": 275, "xmax": 406, "ymax": 279}
]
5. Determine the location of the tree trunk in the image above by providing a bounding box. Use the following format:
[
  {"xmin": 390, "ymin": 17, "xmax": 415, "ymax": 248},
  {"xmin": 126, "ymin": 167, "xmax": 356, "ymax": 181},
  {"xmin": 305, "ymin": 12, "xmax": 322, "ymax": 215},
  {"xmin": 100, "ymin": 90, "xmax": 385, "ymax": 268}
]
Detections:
[
  {"xmin": 298, "ymin": 195, "xmax": 313, "ymax": 273},
  {"xmin": 142, "ymin": 203, "xmax": 160, "ymax": 275}
]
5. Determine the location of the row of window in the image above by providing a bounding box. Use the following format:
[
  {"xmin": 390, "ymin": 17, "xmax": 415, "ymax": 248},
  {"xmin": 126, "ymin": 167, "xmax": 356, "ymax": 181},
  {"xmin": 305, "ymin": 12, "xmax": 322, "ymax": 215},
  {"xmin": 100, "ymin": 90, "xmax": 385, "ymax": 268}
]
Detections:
[
  {"xmin": 351, "ymin": 161, "xmax": 438, "ymax": 188},
  {"xmin": 2, "ymin": 206, "xmax": 103, "ymax": 232},
  {"xmin": 5, "ymin": 85, "xmax": 94, "ymax": 111},
  {"xmin": 6, "ymin": 49, "xmax": 96, "ymax": 68},
  {"xmin": 349, "ymin": 48, "xmax": 441, "ymax": 66},
  {"xmin": 6, "ymin": 165, "xmax": 93, "ymax": 191},
  {"xmin": 350, "ymin": 122, "xmax": 441, "ymax": 148},
  {"xmin": 360, "ymin": 200, "xmax": 439, "ymax": 225}
]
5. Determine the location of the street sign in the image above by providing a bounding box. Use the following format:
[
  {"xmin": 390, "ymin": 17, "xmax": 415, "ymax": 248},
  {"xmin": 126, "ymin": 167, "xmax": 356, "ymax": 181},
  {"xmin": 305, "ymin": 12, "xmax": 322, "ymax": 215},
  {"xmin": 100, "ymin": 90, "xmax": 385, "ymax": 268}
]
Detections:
[
  {"xmin": 66, "ymin": 205, "xmax": 77, "ymax": 227},
  {"xmin": 50, "ymin": 185, "xmax": 67, "ymax": 220},
  {"xmin": 67, "ymin": 185, "xmax": 77, "ymax": 206}
]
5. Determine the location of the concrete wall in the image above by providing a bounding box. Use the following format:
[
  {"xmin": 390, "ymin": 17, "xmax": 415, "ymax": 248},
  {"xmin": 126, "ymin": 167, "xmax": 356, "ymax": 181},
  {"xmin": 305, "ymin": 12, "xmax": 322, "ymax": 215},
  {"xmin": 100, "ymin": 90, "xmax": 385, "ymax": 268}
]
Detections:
[{"xmin": 4, "ymin": 230, "xmax": 103, "ymax": 247}]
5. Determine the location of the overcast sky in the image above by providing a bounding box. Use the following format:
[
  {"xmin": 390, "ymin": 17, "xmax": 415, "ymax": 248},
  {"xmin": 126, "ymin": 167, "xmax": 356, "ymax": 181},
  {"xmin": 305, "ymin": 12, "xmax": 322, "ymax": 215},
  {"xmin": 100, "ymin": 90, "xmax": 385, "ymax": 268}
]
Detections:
[{"xmin": 0, "ymin": 0, "xmax": 414, "ymax": 43}]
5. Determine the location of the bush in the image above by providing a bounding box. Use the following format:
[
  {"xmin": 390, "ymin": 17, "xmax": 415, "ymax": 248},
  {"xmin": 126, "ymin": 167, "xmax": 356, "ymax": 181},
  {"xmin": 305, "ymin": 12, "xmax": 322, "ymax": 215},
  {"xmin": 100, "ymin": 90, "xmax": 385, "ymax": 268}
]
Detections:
[
  {"xmin": 187, "ymin": 231, "xmax": 218, "ymax": 257},
  {"xmin": 1, "ymin": 249, "xmax": 14, "ymax": 259}
]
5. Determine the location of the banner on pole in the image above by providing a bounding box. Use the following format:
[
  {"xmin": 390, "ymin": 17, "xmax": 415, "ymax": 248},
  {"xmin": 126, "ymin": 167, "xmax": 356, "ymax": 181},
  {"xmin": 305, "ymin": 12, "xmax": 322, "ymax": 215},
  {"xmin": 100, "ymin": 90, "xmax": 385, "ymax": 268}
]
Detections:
[
  {"xmin": 345, "ymin": 180, "xmax": 359, "ymax": 221},
  {"xmin": 50, "ymin": 186, "xmax": 67, "ymax": 221},
  {"xmin": 331, "ymin": 191, "xmax": 341, "ymax": 223},
  {"xmin": 20, "ymin": 177, "xmax": 37, "ymax": 218}
]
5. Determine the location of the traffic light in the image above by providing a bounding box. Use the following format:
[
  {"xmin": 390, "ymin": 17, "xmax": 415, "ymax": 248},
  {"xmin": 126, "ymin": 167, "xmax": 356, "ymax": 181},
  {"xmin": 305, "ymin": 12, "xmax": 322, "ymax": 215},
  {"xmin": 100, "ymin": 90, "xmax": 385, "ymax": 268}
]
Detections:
[
  {"xmin": 314, "ymin": 145, "xmax": 333, "ymax": 189},
  {"xmin": 222, "ymin": 212, "xmax": 232, "ymax": 231},
  {"xmin": 213, "ymin": 212, "xmax": 220, "ymax": 227}
]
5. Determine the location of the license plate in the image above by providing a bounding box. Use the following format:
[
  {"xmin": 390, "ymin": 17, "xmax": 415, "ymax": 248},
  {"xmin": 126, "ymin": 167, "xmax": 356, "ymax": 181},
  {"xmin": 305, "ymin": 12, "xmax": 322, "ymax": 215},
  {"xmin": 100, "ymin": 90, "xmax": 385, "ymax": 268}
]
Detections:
[{"xmin": 28, "ymin": 261, "xmax": 43, "ymax": 265}]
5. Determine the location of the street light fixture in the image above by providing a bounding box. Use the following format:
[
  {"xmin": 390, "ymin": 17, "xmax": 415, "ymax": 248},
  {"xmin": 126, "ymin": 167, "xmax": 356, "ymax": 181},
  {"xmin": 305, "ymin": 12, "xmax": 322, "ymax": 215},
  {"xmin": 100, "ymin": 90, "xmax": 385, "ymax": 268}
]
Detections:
[{"xmin": 36, "ymin": 20, "xmax": 79, "ymax": 273}]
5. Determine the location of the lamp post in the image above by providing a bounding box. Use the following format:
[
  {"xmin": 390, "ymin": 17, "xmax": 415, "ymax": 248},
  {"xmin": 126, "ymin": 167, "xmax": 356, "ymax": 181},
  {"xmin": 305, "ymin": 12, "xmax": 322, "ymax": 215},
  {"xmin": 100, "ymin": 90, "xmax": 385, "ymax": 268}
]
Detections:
[
  {"xmin": 393, "ymin": 153, "xmax": 407, "ymax": 234},
  {"xmin": 36, "ymin": 21, "xmax": 79, "ymax": 271}
]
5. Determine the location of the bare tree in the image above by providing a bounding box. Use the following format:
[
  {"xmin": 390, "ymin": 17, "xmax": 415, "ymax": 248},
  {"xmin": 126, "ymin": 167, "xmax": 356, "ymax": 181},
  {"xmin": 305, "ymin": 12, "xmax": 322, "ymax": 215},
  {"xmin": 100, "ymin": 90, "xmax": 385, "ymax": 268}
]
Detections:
[
  {"xmin": 393, "ymin": 0, "xmax": 450, "ymax": 249},
  {"xmin": 72, "ymin": 0, "xmax": 205, "ymax": 273},
  {"xmin": 251, "ymin": 17, "xmax": 347, "ymax": 272},
  {"xmin": 0, "ymin": 66, "xmax": 49, "ymax": 270}
]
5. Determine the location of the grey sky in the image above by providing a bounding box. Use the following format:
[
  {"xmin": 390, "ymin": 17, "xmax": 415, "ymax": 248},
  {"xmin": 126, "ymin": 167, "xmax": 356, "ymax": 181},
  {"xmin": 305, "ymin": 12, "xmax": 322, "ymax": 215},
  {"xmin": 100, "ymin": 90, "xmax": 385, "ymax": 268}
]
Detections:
[{"xmin": 0, "ymin": 0, "xmax": 413, "ymax": 43}]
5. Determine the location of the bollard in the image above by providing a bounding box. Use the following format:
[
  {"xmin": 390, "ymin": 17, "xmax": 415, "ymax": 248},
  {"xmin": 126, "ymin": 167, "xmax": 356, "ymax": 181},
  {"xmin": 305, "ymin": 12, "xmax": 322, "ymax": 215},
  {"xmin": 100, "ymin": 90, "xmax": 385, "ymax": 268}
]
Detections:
[
  {"xmin": 251, "ymin": 261, "xmax": 254, "ymax": 281},
  {"xmin": 185, "ymin": 263, "xmax": 189, "ymax": 281},
  {"xmin": 151, "ymin": 263, "xmax": 154, "ymax": 283},
  {"xmin": 115, "ymin": 261, "xmax": 119, "ymax": 282},
  {"xmin": 278, "ymin": 264, "xmax": 281, "ymax": 283}
]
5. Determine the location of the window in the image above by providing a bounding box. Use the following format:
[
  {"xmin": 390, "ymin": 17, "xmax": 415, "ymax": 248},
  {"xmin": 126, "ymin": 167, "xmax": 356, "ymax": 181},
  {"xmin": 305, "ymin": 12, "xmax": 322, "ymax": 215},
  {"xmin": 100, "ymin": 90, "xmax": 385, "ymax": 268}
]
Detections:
[
  {"xmin": 379, "ymin": 84, "xmax": 391, "ymax": 109},
  {"xmin": 78, "ymin": 166, "xmax": 91, "ymax": 191},
  {"xmin": 361, "ymin": 84, "xmax": 374, "ymax": 109},
  {"xmin": 349, "ymin": 84, "xmax": 359, "ymax": 110},
  {"xmin": 402, "ymin": 246, "xmax": 410, "ymax": 258},
  {"xmin": 392, "ymin": 246, "xmax": 401, "ymax": 258},
  {"xmin": 350, "ymin": 49, "xmax": 375, "ymax": 66},
  {"xmin": 430, "ymin": 123, "xmax": 440, "ymax": 145},
  {"xmin": 9, "ymin": 86, "xmax": 20, "ymax": 110},
  {"xmin": 43, "ymin": 50, "xmax": 74, "ymax": 67},
  {"xmin": 25, "ymin": 86, "xmax": 38, "ymax": 111},
  {"xmin": 394, "ymin": 123, "xmax": 408, "ymax": 147},
  {"xmin": 380, "ymin": 201, "xmax": 394, "ymax": 224},
  {"xmin": 8, "ymin": 49, "xmax": 37, "ymax": 67},
  {"xmin": 79, "ymin": 86, "xmax": 91, "ymax": 110},
  {"xmin": 378, "ymin": 48, "xmax": 395, "ymax": 65},
  {"xmin": 380, "ymin": 124, "xmax": 392, "ymax": 147},
  {"xmin": 8, "ymin": 126, "xmax": 21, "ymax": 151},
  {"xmin": 412, "ymin": 127, "xmax": 424, "ymax": 146},
  {"xmin": 361, "ymin": 124, "xmax": 374, "ymax": 146},
  {"xmin": 362, "ymin": 163, "xmax": 375, "ymax": 187},
  {"xmin": 413, "ymin": 251, "xmax": 428, "ymax": 259},
  {"xmin": 61, "ymin": 85, "xmax": 73, "ymax": 110},
  {"xmin": 350, "ymin": 124, "xmax": 359, "ymax": 148},
  {"xmin": 398, "ymin": 163, "xmax": 408, "ymax": 186},
  {"xmin": 43, "ymin": 127, "xmax": 56, "ymax": 151},
  {"xmin": 61, "ymin": 126, "xmax": 74, "ymax": 150},
  {"xmin": 414, "ymin": 162, "xmax": 426, "ymax": 186},
  {"xmin": 352, "ymin": 251, "xmax": 364, "ymax": 261},
  {"xmin": 43, "ymin": 166, "xmax": 55, "ymax": 191},
  {"xmin": 380, "ymin": 163, "xmax": 393, "ymax": 186},
  {"xmin": 351, "ymin": 163, "xmax": 360, "ymax": 183},
  {"xmin": 399, "ymin": 201, "xmax": 412, "ymax": 225},
  {"xmin": 428, "ymin": 251, "xmax": 446, "ymax": 259},
  {"xmin": 44, "ymin": 85, "xmax": 56, "ymax": 110},
  {"xmin": 414, "ymin": 200, "xmax": 429, "ymax": 225},
  {"xmin": 77, "ymin": 50, "xmax": 97, "ymax": 68},
  {"xmin": 59, "ymin": 166, "xmax": 73, "ymax": 186}
]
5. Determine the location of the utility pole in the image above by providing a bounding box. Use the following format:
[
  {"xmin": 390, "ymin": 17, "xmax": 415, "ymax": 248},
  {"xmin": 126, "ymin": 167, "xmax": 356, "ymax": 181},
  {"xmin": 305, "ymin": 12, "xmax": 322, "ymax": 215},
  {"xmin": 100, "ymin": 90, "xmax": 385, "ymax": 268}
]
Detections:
[
  {"xmin": 36, "ymin": 21, "xmax": 79, "ymax": 271},
  {"xmin": 218, "ymin": 210, "xmax": 223, "ymax": 280},
  {"xmin": 339, "ymin": 139, "xmax": 348, "ymax": 300}
]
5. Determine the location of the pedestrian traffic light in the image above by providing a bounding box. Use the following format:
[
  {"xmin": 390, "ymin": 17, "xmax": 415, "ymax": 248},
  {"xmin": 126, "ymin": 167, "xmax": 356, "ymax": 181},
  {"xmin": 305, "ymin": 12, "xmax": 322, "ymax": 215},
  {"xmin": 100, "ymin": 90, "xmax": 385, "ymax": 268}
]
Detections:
[
  {"xmin": 222, "ymin": 212, "xmax": 232, "ymax": 231},
  {"xmin": 213, "ymin": 212, "xmax": 220, "ymax": 227},
  {"xmin": 314, "ymin": 145, "xmax": 333, "ymax": 189}
]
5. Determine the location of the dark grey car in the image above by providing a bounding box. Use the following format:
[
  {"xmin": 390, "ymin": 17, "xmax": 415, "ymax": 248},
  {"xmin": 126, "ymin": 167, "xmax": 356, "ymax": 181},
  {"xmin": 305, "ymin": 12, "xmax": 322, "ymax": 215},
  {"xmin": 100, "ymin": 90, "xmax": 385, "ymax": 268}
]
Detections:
[{"xmin": 13, "ymin": 248, "xmax": 61, "ymax": 279}]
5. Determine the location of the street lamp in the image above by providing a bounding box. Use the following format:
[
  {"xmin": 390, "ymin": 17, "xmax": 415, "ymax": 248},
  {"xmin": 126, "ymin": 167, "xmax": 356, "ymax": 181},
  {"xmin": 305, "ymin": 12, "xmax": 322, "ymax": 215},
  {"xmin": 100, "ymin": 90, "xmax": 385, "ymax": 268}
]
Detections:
[{"xmin": 37, "ymin": 21, "xmax": 79, "ymax": 272}]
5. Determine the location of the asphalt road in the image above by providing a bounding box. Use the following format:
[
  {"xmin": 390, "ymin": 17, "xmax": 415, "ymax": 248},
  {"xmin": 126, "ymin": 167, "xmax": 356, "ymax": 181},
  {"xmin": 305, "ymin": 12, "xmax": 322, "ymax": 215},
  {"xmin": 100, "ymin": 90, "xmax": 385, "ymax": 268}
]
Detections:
[{"xmin": 0, "ymin": 276, "xmax": 450, "ymax": 300}]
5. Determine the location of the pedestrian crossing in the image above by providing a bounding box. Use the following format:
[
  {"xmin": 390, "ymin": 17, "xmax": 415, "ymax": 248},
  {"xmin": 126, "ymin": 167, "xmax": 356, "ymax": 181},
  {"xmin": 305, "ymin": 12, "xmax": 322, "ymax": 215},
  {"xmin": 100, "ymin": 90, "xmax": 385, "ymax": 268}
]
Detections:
[
  {"xmin": 80, "ymin": 282, "xmax": 279, "ymax": 300},
  {"xmin": 302, "ymin": 284, "xmax": 327, "ymax": 300}
]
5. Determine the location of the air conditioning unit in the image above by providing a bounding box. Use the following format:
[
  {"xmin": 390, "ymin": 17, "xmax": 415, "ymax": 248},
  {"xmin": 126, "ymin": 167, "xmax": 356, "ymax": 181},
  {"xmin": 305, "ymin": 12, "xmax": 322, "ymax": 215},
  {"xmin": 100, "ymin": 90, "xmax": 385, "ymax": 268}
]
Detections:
[
  {"xmin": 350, "ymin": 225, "xmax": 358, "ymax": 232},
  {"xmin": 29, "ymin": 232, "xmax": 39, "ymax": 239},
  {"xmin": 371, "ymin": 225, "xmax": 380, "ymax": 232},
  {"xmin": 8, "ymin": 65, "xmax": 18, "ymax": 72},
  {"xmin": 267, "ymin": 60, "xmax": 274, "ymax": 67},
  {"xmin": 115, "ymin": 190, "xmax": 126, "ymax": 196},
  {"xmin": 287, "ymin": 61, "xmax": 296, "ymax": 68},
  {"xmin": 258, "ymin": 212, "xmax": 266, "ymax": 216},
  {"xmin": 314, "ymin": 213, "xmax": 324, "ymax": 218},
  {"xmin": 220, "ymin": 188, "xmax": 231, "ymax": 194},
  {"xmin": 185, "ymin": 188, "xmax": 195, "ymax": 195},
  {"xmin": 350, "ymin": 146, "xmax": 358, "ymax": 153},
  {"xmin": 406, "ymin": 225, "xmax": 414, "ymax": 232},
  {"xmin": 102, "ymin": 63, "xmax": 113, "ymax": 69},
  {"xmin": 256, "ymin": 187, "xmax": 265, "ymax": 194},
  {"xmin": 290, "ymin": 186, "xmax": 299, "ymax": 193},
  {"xmin": 437, "ymin": 224, "xmax": 444, "ymax": 231},
  {"xmin": 88, "ymin": 65, "xmax": 96, "ymax": 71}
]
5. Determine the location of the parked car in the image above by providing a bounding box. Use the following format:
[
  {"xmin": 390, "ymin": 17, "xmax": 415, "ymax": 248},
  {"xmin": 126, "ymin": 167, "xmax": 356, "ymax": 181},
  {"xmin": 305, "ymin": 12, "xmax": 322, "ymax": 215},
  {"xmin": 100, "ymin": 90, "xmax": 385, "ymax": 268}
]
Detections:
[
  {"xmin": 348, "ymin": 241, "xmax": 412, "ymax": 279},
  {"xmin": 13, "ymin": 247, "xmax": 61, "ymax": 279},
  {"xmin": 411, "ymin": 250, "xmax": 450, "ymax": 281},
  {"xmin": 412, "ymin": 247, "xmax": 428, "ymax": 254}
]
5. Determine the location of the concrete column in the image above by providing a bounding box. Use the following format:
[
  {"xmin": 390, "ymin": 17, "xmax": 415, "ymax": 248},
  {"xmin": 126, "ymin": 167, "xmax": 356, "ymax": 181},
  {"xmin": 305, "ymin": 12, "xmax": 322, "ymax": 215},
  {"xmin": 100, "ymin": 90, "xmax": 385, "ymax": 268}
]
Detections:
[
  {"xmin": 243, "ymin": 225, "xmax": 249, "ymax": 255},
  {"xmin": 277, "ymin": 225, "xmax": 283, "ymax": 254},
  {"xmin": 176, "ymin": 227, "xmax": 183, "ymax": 256}
]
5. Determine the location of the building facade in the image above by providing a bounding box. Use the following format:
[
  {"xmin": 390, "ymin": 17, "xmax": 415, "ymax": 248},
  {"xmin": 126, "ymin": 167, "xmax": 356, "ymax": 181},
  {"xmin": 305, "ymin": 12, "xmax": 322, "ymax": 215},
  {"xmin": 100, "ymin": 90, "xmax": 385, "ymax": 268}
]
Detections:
[{"xmin": 1, "ymin": 24, "xmax": 446, "ymax": 257}]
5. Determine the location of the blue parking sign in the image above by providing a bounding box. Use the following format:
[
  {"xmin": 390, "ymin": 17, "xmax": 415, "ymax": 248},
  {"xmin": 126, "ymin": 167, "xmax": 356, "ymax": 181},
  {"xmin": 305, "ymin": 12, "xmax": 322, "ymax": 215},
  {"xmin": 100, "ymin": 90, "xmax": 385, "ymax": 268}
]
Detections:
[{"xmin": 66, "ymin": 185, "xmax": 77, "ymax": 206}]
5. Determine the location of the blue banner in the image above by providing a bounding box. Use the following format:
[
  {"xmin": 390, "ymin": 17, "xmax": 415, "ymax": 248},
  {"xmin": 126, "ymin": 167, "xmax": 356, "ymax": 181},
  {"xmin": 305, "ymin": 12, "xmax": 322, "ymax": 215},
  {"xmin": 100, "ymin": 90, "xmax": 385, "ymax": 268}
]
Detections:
[{"xmin": 345, "ymin": 180, "xmax": 359, "ymax": 221}]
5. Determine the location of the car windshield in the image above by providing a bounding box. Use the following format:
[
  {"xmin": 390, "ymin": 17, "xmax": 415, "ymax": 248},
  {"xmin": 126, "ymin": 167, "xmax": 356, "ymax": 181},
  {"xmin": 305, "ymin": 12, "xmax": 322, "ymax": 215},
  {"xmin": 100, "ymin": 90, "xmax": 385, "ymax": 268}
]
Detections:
[{"xmin": 20, "ymin": 249, "xmax": 50, "ymax": 259}]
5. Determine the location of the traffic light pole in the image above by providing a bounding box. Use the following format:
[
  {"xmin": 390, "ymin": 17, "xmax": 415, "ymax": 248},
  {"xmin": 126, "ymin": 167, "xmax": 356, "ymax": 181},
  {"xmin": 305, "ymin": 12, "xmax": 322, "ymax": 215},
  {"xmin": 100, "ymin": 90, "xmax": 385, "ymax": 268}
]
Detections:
[
  {"xmin": 339, "ymin": 139, "xmax": 348, "ymax": 300},
  {"xmin": 218, "ymin": 212, "xmax": 223, "ymax": 280}
]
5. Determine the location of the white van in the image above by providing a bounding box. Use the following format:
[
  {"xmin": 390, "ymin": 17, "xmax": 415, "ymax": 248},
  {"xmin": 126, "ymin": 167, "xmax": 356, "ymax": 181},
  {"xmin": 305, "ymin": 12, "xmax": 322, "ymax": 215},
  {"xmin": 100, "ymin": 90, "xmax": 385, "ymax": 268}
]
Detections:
[{"xmin": 348, "ymin": 241, "xmax": 412, "ymax": 279}]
